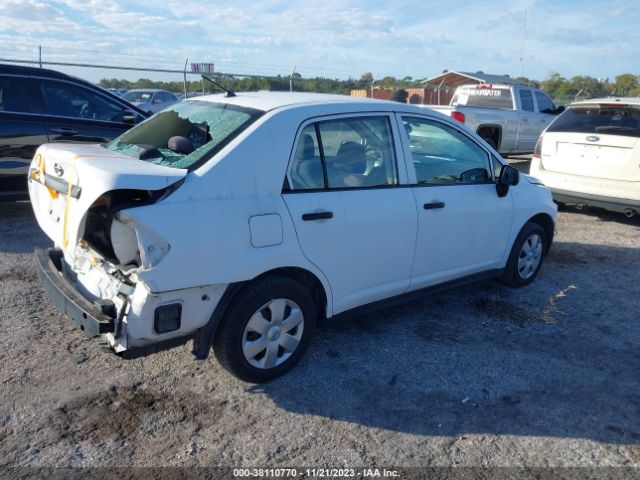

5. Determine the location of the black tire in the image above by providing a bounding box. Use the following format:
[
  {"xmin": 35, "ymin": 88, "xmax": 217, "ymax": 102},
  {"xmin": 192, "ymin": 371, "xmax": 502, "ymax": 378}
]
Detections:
[
  {"xmin": 500, "ymin": 222, "xmax": 547, "ymax": 288},
  {"xmin": 213, "ymin": 275, "xmax": 317, "ymax": 383}
]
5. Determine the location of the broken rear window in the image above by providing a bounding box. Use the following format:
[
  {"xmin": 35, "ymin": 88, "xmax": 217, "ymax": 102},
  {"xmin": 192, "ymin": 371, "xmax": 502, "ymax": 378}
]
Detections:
[{"xmin": 107, "ymin": 100, "xmax": 264, "ymax": 170}]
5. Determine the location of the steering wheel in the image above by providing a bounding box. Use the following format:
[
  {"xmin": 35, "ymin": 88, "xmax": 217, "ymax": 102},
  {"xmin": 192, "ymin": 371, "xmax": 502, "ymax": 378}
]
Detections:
[{"xmin": 365, "ymin": 145, "xmax": 384, "ymax": 166}]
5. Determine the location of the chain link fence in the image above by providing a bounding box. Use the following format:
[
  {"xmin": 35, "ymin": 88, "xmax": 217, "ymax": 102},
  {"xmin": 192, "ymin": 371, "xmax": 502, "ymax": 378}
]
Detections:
[{"xmin": 0, "ymin": 54, "xmax": 365, "ymax": 99}]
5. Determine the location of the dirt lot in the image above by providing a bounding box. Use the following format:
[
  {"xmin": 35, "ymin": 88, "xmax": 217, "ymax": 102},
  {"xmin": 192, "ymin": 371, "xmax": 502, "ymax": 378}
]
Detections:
[{"xmin": 0, "ymin": 198, "xmax": 639, "ymax": 469}]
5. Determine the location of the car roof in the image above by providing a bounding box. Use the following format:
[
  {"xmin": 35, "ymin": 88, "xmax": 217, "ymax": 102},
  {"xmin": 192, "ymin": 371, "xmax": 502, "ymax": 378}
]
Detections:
[
  {"xmin": 183, "ymin": 91, "xmax": 413, "ymax": 113},
  {"xmin": 126, "ymin": 89, "xmax": 168, "ymax": 93},
  {"xmin": 571, "ymin": 97, "xmax": 640, "ymax": 106},
  {"xmin": 0, "ymin": 63, "xmax": 85, "ymax": 82}
]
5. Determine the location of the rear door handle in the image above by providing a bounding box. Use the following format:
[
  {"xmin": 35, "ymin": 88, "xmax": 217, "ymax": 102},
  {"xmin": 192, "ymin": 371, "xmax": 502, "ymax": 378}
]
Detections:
[
  {"xmin": 302, "ymin": 211, "xmax": 333, "ymax": 221},
  {"xmin": 423, "ymin": 202, "xmax": 445, "ymax": 210},
  {"xmin": 50, "ymin": 128, "xmax": 79, "ymax": 135}
]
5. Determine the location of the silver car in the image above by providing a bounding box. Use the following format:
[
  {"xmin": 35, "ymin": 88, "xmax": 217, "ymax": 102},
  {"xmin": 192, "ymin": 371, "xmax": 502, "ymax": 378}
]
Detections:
[{"xmin": 122, "ymin": 89, "xmax": 180, "ymax": 114}]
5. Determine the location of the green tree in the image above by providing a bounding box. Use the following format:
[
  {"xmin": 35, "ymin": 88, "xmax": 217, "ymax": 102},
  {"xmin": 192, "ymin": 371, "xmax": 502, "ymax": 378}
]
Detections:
[
  {"xmin": 515, "ymin": 76, "xmax": 540, "ymax": 88},
  {"xmin": 360, "ymin": 72, "xmax": 374, "ymax": 84},
  {"xmin": 569, "ymin": 76, "xmax": 605, "ymax": 99},
  {"xmin": 380, "ymin": 76, "xmax": 398, "ymax": 89},
  {"xmin": 390, "ymin": 89, "xmax": 408, "ymax": 103},
  {"xmin": 614, "ymin": 73, "xmax": 639, "ymax": 96}
]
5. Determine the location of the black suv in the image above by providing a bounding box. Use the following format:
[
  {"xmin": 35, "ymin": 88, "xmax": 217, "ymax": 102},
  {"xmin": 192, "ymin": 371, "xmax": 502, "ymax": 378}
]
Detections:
[{"xmin": 0, "ymin": 64, "xmax": 149, "ymax": 201}]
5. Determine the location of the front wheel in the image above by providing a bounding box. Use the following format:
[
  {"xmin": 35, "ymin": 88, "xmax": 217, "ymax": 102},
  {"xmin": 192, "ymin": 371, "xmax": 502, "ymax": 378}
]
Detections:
[
  {"xmin": 213, "ymin": 276, "xmax": 317, "ymax": 383},
  {"xmin": 501, "ymin": 222, "xmax": 547, "ymax": 287}
]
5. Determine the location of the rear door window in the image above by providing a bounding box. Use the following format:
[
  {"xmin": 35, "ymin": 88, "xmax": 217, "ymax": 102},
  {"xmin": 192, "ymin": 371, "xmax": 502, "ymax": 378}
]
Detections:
[
  {"xmin": 519, "ymin": 90, "xmax": 535, "ymax": 112},
  {"xmin": 288, "ymin": 116, "xmax": 398, "ymax": 190},
  {"xmin": 0, "ymin": 76, "xmax": 31, "ymax": 113},
  {"xmin": 548, "ymin": 104, "xmax": 640, "ymax": 137}
]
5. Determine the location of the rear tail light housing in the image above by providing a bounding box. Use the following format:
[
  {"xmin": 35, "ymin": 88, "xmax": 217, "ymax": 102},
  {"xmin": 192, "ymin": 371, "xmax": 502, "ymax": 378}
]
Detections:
[
  {"xmin": 533, "ymin": 135, "xmax": 543, "ymax": 159},
  {"xmin": 451, "ymin": 111, "xmax": 465, "ymax": 123}
]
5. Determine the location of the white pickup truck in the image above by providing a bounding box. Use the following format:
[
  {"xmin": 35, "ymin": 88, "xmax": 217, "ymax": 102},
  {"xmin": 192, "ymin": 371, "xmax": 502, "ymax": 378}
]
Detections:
[{"xmin": 425, "ymin": 84, "xmax": 565, "ymax": 155}]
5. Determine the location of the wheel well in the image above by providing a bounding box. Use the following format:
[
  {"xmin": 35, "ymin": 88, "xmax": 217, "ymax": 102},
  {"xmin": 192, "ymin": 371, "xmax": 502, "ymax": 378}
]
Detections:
[
  {"xmin": 254, "ymin": 267, "xmax": 328, "ymax": 320},
  {"xmin": 476, "ymin": 125, "xmax": 502, "ymax": 150},
  {"xmin": 527, "ymin": 213, "xmax": 555, "ymax": 255},
  {"xmin": 192, "ymin": 267, "xmax": 329, "ymax": 359}
]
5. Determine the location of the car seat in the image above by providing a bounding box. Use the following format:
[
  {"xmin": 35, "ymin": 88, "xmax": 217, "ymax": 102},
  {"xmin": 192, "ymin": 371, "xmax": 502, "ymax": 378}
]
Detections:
[{"xmin": 330, "ymin": 141, "xmax": 367, "ymax": 187}]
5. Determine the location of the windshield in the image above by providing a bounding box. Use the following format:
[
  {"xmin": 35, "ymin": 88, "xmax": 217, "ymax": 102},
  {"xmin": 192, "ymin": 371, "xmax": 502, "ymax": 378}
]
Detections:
[
  {"xmin": 107, "ymin": 100, "xmax": 264, "ymax": 170},
  {"xmin": 548, "ymin": 104, "xmax": 640, "ymax": 137},
  {"xmin": 123, "ymin": 91, "xmax": 153, "ymax": 103}
]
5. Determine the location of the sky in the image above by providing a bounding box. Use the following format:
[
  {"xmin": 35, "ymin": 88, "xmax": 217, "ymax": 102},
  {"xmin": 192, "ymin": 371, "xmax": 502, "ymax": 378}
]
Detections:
[{"xmin": 0, "ymin": 0, "xmax": 638, "ymax": 82}]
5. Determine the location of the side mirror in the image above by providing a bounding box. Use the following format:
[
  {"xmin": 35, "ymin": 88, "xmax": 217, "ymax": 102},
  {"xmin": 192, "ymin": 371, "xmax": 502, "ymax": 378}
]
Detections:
[
  {"xmin": 122, "ymin": 109, "xmax": 137, "ymax": 125},
  {"xmin": 555, "ymin": 105, "xmax": 565, "ymax": 115},
  {"xmin": 496, "ymin": 164, "xmax": 519, "ymax": 197}
]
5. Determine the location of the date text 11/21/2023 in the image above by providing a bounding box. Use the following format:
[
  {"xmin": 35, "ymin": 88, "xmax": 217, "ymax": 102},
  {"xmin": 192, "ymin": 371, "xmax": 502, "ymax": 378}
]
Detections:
[{"xmin": 232, "ymin": 468, "xmax": 400, "ymax": 477}]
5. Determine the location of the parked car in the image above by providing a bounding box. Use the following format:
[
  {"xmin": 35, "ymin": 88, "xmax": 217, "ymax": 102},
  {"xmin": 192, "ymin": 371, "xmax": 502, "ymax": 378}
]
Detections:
[
  {"xmin": 0, "ymin": 64, "xmax": 148, "ymax": 201},
  {"xmin": 122, "ymin": 89, "xmax": 180, "ymax": 114},
  {"xmin": 530, "ymin": 98, "xmax": 640, "ymax": 217},
  {"xmin": 107, "ymin": 87, "xmax": 128, "ymax": 97},
  {"xmin": 425, "ymin": 83, "xmax": 565, "ymax": 154},
  {"xmin": 30, "ymin": 92, "xmax": 557, "ymax": 382}
]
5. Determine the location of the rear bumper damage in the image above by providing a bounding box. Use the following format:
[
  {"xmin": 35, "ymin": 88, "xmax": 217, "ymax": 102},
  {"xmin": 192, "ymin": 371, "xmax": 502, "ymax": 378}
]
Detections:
[{"xmin": 35, "ymin": 247, "xmax": 227, "ymax": 355}]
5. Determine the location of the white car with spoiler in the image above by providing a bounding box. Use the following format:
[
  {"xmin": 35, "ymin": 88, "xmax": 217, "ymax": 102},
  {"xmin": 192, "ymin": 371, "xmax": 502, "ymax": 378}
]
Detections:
[
  {"xmin": 530, "ymin": 97, "xmax": 640, "ymax": 217},
  {"xmin": 30, "ymin": 92, "xmax": 557, "ymax": 382}
]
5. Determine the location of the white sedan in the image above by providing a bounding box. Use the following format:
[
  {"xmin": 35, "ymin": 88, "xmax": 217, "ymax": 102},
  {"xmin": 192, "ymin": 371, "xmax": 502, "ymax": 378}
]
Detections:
[{"xmin": 29, "ymin": 92, "xmax": 557, "ymax": 382}]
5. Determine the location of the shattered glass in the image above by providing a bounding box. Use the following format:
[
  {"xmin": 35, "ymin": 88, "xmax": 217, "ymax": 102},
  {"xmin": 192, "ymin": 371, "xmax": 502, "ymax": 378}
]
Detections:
[{"xmin": 107, "ymin": 100, "xmax": 263, "ymax": 170}]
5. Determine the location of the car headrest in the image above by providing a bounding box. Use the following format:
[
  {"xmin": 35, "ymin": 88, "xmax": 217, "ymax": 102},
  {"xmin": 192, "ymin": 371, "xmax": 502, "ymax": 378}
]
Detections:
[{"xmin": 336, "ymin": 141, "xmax": 367, "ymax": 174}]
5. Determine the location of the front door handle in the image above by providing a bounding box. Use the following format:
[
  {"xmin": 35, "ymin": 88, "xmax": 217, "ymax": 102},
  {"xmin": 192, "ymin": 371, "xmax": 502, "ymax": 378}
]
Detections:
[
  {"xmin": 50, "ymin": 128, "xmax": 79, "ymax": 135},
  {"xmin": 302, "ymin": 211, "xmax": 333, "ymax": 221},
  {"xmin": 423, "ymin": 201, "xmax": 445, "ymax": 210}
]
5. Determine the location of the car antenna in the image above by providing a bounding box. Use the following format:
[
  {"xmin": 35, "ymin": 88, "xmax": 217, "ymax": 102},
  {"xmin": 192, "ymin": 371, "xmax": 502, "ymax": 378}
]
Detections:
[{"xmin": 201, "ymin": 74, "xmax": 236, "ymax": 97}]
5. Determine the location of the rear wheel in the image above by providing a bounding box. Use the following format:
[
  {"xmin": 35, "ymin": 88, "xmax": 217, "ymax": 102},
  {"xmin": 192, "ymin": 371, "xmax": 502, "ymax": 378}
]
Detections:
[
  {"xmin": 501, "ymin": 222, "xmax": 547, "ymax": 287},
  {"xmin": 213, "ymin": 276, "xmax": 316, "ymax": 383}
]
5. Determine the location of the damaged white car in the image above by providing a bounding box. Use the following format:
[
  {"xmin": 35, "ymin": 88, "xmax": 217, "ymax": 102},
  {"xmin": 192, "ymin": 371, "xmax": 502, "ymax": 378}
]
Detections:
[{"xmin": 31, "ymin": 92, "xmax": 557, "ymax": 382}]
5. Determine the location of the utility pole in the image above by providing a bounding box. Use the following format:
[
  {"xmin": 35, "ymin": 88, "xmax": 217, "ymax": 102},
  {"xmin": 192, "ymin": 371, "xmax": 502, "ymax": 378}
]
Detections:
[
  {"xmin": 289, "ymin": 66, "xmax": 297, "ymax": 92},
  {"xmin": 519, "ymin": 9, "xmax": 527, "ymax": 78},
  {"xmin": 39, "ymin": 45, "xmax": 42, "ymax": 68},
  {"xmin": 183, "ymin": 58, "xmax": 188, "ymax": 99}
]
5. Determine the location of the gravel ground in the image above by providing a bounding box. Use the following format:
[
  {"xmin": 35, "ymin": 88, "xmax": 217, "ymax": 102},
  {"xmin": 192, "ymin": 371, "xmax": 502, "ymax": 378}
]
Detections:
[{"xmin": 0, "ymin": 198, "xmax": 639, "ymax": 470}]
